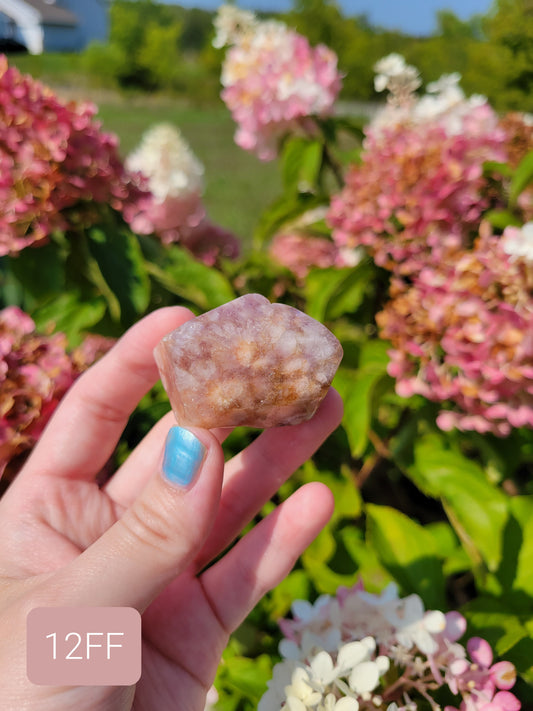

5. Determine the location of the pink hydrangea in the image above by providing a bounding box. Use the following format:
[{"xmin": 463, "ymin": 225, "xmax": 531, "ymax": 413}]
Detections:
[
  {"xmin": 0, "ymin": 307, "xmax": 114, "ymax": 481},
  {"xmin": 377, "ymin": 226, "xmax": 533, "ymax": 436},
  {"xmin": 328, "ymin": 119, "xmax": 506, "ymax": 276},
  {"xmin": 269, "ymin": 232, "xmax": 346, "ymax": 280},
  {"xmin": 214, "ymin": 7, "xmax": 342, "ymax": 160},
  {"xmin": 444, "ymin": 637, "xmax": 519, "ymax": 711},
  {"xmin": 179, "ymin": 219, "xmax": 241, "ymax": 266},
  {"xmin": 0, "ymin": 55, "xmax": 148, "ymax": 255}
]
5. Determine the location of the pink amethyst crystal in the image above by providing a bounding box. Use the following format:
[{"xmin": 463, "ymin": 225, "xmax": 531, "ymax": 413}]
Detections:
[{"xmin": 154, "ymin": 294, "xmax": 343, "ymax": 428}]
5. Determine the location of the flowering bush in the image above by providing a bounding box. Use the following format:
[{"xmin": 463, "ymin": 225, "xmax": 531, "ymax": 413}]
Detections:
[
  {"xmin": 377, "ymin": 223, "xmax": 533, "ymax": 436},
  {"xmin": 126, "ymin": 122, "xmax": 240, "ymax": 264},
  {"xmin": 0, "ymin": 306, "xmax": 113, "ymax": 480},
  {"xmin": 0, "ymin": 55, "xmax": 147, "ymax": 255},
  {"xmin": 1, "ymin": 20, "xmax": 533, "ymax": 711},
  {"xmin": 328, "ymin": 61, "xmax": 507, "ymax": 276},
  {"xmin": 214, "ymin": 5, "xmax": 342, "ymax": 160},
  {"xmin": 322, "ymin": 55, "xmax": 533, "ymax": 437},
  {"xmin": 260, "ymin": 583, "xmax": 519, "ymax": 711}
]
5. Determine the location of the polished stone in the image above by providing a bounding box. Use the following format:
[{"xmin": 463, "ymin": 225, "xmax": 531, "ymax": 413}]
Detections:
[{"xmin": 154, "ymin": 293, "xmax": 343, "ymax": 428}]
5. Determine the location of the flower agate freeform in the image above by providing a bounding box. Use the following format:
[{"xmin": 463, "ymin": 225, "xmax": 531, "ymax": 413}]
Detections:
[{"xmin": 154, "ymin": 294, "xmax": 343, "ymax": 428}]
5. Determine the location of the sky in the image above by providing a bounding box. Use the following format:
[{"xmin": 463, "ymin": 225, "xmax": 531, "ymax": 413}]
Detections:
[{"xmin": 160, "ymin": 0, "xmax": 494, "ymax": 36}]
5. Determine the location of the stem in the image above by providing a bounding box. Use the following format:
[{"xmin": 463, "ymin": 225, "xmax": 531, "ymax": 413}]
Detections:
[
  {"xmin": 355, "ymin": 451, "xmax": 383, "ymax": 488},
  {"xmin": 322, "ymin": 143, "xmax": 345, "ymax": 190}
]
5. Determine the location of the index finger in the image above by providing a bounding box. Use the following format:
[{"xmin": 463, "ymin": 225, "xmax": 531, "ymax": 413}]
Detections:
[{"xmin": 18, "ymin": 306, "xmax": 194, "ymax": 484}]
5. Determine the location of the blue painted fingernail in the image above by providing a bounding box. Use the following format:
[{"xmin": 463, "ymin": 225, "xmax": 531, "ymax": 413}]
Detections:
[{"xmin": 161, "ymin": 427, "xmax": 206, "ymax": 487}]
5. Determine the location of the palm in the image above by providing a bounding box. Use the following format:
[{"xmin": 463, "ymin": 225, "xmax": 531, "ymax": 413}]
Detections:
[{"xmin": 0, "ymin": 308, "xmax": 342, "ymax": 711}]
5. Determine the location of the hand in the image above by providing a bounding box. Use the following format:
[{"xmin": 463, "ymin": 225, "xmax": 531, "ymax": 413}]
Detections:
[{"xmin": 0, "ymin": 306, "xmax": 343, "ymax": 711}]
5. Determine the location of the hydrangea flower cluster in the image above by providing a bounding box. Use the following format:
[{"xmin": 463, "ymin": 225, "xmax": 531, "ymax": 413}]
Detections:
[
  {"xmin": 328, "ymin": 120, "xmax": 505, "ymax": 275},
  {"xmin": 0, "ymin": 306, "xmax": 113, "ymax": 479},
  {"xmin": 259, "ymin": 583, "xmax": 519, "ymax": 711},
  {"xmin": 328, "ymin": 61, "xmax": 506, "ymax": 276},
  {"xmin": 370, "ymin": 56, "xmax": 496, "ymax": 140},
  {"xmin": 373, "ymin": 54, "xmax": 421, "ymax": 109},
  {"xmin": 326, "ymin": 57, "xmax": 533, "ymax": 434},
  {"xmin": 213, "ymin": 5, "xmax": 342, "ymax": 160},
  {"xmin": 269, "ymin": 232, "xmax": 349, "ymax": 281},
  {"xmin": 377, "ymin": 223, "xmax": 533, "ymax": 435},
  {"xmin": 126, "ymin": 123, "xmax": 240, "ymax": 264},
  {"xmin": 0, "ymin": 55, "xmax": 147, "ymax": 255},
  {"xmin": 126, "ymin": 123, "xmax": 206, "ymax": 240}
]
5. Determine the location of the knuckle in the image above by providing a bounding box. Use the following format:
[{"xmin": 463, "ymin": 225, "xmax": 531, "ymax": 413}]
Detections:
[{"xmin": 120, "ymin": 497, "xmax": 175, "ymax": 558}]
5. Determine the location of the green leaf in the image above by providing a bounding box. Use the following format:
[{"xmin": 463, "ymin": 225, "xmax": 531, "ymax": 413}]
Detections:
[
  {"xmin": 509, "ymin": 150, "xmax": 533, "ymax": 206},
  {"xmin": 281, "ymin": 136, "xmax": 323, "ymax": 193},
  {"xmin": 358, "ymin": 339, "xmax": 390, "ymax": 369},
  {"xmin": 253, "ymin": 193, "xmax": 325, "ymax": 246},
  {"xmin": 365, "ymin": 503, "xmax": 447, "ymax": 609},
  {"xmin": 426, "ymin": 521, "xmax": 471, "ymax": 577},
  {"xmin": 485, "ymin": 209, "xmax": 522, "ymax": 230},
  {"xmin": 482, "ymin": 160, "xmax": 514, "ymax": 178},
  {"xmin": 147, "ymin": 245, "xmax": 235, "ymax": 311},
  {"xmin": 267, "ymin": 570, "xmax": 312, "ymax": 619},
  {"xmin": 8, "ymin": 240, "xmax": 66, "ymax": 306},
  {"xmin": 217, "ymin": 653, "xmax": 273, "ymax": 703},
  {"xmin": 337, "ymin": 370, "xmax": 380, "ymax": 457},
  {"xmin": 463, "ymin": 595, "xmax": 533, "ymax": 678},
  {"xmin": 87, "ymin": 226, "xmax": 150, "ymax": 326},
  {"xmin": 411, "ymin": 436, "xmax": 509, "ymax": 574},
  {"xmin": 31, "ymin": 292, "xmax": 106, "ymax": 345},
  {"xmin": 511, "ymin": 497, "xmax": 533, "ymax": 596},
  {"xmin": 305, "ymin": 260, "xmax": 373, "ymax": 322},
  {"xmin": 340, "ymin": 525, "xmax": 392, "ymax": 593},
  {"xmin": 301, "ymin": 460, "xmax": 363, "ymax": 522},
  {"xmin": 334, "ymin": 342, "xmax": 389, "ymax": 458}
]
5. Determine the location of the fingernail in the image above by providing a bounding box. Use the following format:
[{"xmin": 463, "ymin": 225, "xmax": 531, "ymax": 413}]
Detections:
[{"xmin": 161, "ymin": 427, "xmax": 206, "ymax": 487}]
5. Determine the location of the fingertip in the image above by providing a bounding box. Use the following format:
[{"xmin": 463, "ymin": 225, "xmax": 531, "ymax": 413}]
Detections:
[
  {"xmin": 297, "ymin": 481, "xmax": 335, "ymax": 524},
  {"xmin": 160, "ymin": 425, "xmax": 225, "ymax": 492}
]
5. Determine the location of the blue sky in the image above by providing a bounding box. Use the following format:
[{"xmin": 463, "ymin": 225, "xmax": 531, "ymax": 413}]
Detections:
[
  {"xmin": 159, "ymin": 0, "xmax": 492, "ymax": 35},
  {"xmin": 161, "ymin": 0, "xmax": 494, "ymax": 35}
]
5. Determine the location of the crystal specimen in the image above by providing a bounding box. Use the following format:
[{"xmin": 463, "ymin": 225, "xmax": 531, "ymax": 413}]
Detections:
[{"xmin": 154, "ymin": 293, "xmax": 343, "ymax": 428}]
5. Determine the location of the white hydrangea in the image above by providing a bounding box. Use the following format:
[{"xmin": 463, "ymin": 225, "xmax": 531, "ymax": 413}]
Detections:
[
  {"xmin": 382, "ymin": 594, "xmax": 446, "ymax": 655},
  {"xmin": 212, "ymin": 4, "xmax": 257, "ymax": 48},
  {"xmin": 502, "ymin": 222, "xmax": 533, "ymax": 262},
  {"xmin": 373, "ymin": 53, "xmax": 421, "ymax": 96},
  {"xmin": 126, "ymin": 123, "xmax": 204, "ymax": 204},
  {"xmin": 369, "ymin": 57, "xmax": 497, "ymax": 140},
  {"xmin": 259, "ymin": 640, "xmax": 390, "ymax": 711}
]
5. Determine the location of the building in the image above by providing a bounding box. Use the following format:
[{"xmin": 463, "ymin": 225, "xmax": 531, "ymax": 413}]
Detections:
[{"xmin": 0, "ymin": 0, "xmax": 108, "ymax": 54}]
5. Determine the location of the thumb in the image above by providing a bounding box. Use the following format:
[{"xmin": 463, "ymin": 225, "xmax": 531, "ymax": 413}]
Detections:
[{"xmin": 60, "ymin": 426, "xmax": 224, "ymax": 611}]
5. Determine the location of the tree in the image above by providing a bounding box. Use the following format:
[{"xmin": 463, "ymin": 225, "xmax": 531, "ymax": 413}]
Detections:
[{"xmin": 485, "ymin": 0, "xmax": 533, "ymax": 108}]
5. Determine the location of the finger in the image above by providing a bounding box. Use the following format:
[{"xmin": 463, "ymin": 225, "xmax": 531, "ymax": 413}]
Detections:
[
  {"xmin": 194, "ymin": 387, "xmax": 343, "ymax": 570},
  {"xmin": 54, "ymin": 426, "xmax": 225, "ymax": 611},
  {"xmin": 104, "ymin": 412, "xmax": 232, "ymax": 509},
  {"xmin": 19, "ymin": 307, "xmax": 194, "ymax": 484},
  {"xmin": 201, "ymin": 482, "xmax": 334, "ymax": 633}
]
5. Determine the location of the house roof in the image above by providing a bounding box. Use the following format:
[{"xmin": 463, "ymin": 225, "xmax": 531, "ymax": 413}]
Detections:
[{"xmin": 20, "ymin": 0, "xmax": 78, "ymax": 26}]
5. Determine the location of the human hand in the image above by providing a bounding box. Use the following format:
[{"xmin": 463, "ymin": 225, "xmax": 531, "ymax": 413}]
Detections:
[{"xmin": 0, "ymin": 306, "xmax": 343, "ymax": 711}]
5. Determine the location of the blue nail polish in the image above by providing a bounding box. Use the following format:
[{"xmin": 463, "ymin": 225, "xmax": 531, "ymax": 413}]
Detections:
[{"xmin": 161, "ymin": 427, "xmax": 206, "ymax": 487}]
